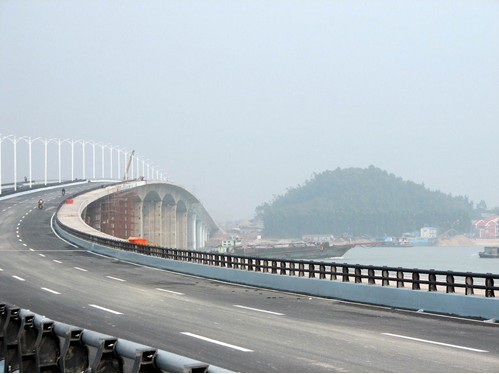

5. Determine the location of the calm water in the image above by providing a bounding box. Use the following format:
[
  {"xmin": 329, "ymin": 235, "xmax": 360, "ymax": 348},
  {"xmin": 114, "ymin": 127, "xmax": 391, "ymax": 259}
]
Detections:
[{"xmin": 333, "ymin": 245, "xmax": 499, "ymax": 275}]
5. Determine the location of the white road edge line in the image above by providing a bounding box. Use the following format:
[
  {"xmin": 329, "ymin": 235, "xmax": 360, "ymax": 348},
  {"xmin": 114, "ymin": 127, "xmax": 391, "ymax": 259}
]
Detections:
[
  {"xmin": 234, "ymin": 305, "xmax": 285, "ymax": 316},
  {"xmin": 382, "ymin": 333, "xmax": 488, "ymax": 353},
  {"xmin": 50, "ymin": 213, "xmax": 79, "ymax": 248},
  {"xmin": 106, "ymin": 276, "xmax": 126, "ymax": 282},
  {"xmin": 74, "ymin": 267, "xmax": 88, "ymax": 272},
  {"xmin": 181, "ymin": 332, "xmax": 253, "ymax": 352},
  {"xmin": 12, "ymin": 276, "xmax": 25, "ymax": 281},
  {"xmin": 156, "ymin": 288, "xmax": 185, "ymax": 295},
  {"xmin": 41, "ymin": 287, "xmax": 61, "ymax": 295},
  {"xmin": 89, "ymin": 304, "xmax": 123, "ymax": 315}
]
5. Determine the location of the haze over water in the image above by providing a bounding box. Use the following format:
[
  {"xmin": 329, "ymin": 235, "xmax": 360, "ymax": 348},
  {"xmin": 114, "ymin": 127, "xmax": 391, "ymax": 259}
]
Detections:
[{"xmin": 338, "ymin": 246, "xmax": 499, "ymax": 275}]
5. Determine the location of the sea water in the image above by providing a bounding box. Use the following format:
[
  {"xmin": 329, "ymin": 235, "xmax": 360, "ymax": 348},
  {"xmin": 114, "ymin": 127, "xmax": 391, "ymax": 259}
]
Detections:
[{"xmin": 336, "ymin": 245, "xmax": 499, "ymax": 275}]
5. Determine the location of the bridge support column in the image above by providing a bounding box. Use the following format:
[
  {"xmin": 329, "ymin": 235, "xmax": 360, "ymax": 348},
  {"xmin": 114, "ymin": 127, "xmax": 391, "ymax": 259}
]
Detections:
[
  {"xmin": 176, "ymin": 209, "xmax": 188, "ymax": 250},
  {"xmin": 162, "ymin": 203, "xmax": 176, "ymax": 248},
  {"xmin": 188, "ymin": 212, "xmax": 197, "ymax": 250}
]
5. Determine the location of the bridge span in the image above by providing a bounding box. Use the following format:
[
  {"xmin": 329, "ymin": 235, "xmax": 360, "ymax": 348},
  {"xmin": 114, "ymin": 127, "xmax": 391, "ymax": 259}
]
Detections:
[{"xmin": 62, "ymin": 180, "xmax": 218, "ymax": 250}]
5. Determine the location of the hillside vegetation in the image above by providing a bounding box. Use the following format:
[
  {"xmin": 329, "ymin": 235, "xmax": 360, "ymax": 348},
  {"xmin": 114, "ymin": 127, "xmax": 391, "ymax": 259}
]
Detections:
[{"xmin": 257, "ymin": 166, "xmax": 474, "ymax": 238}]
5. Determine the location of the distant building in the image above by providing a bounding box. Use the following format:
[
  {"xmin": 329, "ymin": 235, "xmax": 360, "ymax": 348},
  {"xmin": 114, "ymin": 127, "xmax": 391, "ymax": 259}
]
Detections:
[
  {"xmin": 302, "ymin": 234, "xmax": 334, "ymax": 243},
  {"xmin": 420, "ymin": 227, "xmax": 438, "ymax": 238},
  {"xmin": 472, "ymin": 216, "xmax": 499, "ymax": 238}
]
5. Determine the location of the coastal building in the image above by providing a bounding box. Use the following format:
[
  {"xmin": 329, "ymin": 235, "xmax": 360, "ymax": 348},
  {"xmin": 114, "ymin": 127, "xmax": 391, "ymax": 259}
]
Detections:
[
  {"xmin": 420, "ymin": 227, "xmax": 438, "ymax": 238},
  {"xmin": 472, "ymin": 216, "xmax": 499, "ymax": 239}
]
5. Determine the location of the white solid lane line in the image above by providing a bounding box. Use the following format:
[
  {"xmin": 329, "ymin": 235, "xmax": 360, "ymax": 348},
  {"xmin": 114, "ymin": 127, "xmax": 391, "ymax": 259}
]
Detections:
[
  {"xmin": 89, "ymin": 304, "xmax": 123, "ymax": 315},
  {"xmin": 106, "ymin": 276, "xmax": 126, "ymax": 282},
  {"xmin": 382, "ymin": 333, "xmax": 488, "ymax": 353},
  {"xmin": 41, "ymin": 287, "xmax": 61, "ymax": 295},
  {"xmin": 156, "ymin": 288, "xmax": 185, "ymax": 295},
  {"xmin": 234, "ymin": 305, "xmax": 285, "ymax": 316},
  {"xmin": 181, "ymin": 332, "xmax": 253, "ymax": 352},
  {"xmin": 12, "ymin": 276, "xmax": 25, "ymax": 281},
  {"xmin": 74, "ymin": 267, "xmax": 88, "ymax": 272}
]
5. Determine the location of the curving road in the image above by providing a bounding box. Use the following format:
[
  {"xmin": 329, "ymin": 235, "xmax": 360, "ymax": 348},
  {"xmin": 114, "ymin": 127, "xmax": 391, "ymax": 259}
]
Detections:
[{"xmin": 1, "ymin": 183, "xmax": 499, "ymax": 372}]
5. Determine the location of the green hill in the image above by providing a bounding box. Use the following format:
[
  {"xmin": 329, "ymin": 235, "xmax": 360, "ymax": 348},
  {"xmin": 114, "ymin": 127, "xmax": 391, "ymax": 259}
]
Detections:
[{"xmin": 256, "ymin": 166, "xmax": 474, "ymax": 238}]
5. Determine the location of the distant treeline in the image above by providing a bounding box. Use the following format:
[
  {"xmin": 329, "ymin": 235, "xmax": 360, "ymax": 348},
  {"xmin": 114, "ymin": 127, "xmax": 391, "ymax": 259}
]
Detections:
[{"xmin": 256, "ymin": 166, "xmax": 475, "ymax": 238}]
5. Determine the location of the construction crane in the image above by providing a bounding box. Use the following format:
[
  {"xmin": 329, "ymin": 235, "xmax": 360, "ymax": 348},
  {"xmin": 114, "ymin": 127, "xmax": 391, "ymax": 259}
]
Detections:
[{"xmin": 123, "ymin": 150, "xmax": 135, "ymax": 180}]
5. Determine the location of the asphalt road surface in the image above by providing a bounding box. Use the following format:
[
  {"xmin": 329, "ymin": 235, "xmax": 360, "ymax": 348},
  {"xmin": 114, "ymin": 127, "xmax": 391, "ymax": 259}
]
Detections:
[{"xmin": 1, "ymin": 184, "xmax": 499, "ymax": 372}]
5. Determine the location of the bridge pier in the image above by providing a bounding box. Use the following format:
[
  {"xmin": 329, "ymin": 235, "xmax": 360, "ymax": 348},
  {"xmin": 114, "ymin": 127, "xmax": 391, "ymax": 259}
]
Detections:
[{"xmin": 81, "ymin": 182, "xmax": 218, "ymax": 250}]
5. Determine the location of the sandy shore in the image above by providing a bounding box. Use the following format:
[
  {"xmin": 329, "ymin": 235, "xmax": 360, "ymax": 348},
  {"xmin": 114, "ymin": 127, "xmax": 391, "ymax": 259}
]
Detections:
[{"xmin": 436, "ymin": 236, "xmax": 499, "ymax": 247}]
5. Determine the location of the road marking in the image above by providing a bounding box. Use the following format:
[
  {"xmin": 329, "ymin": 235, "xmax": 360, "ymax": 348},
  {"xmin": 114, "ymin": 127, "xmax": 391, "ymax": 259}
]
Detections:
[
  {"xmin": 39, "ymin": 253, "xmax": 46, "ymax": 257},
  {"xmin": 89, "ymin": 304, "xmax": 123, "ymax": 315},
  {"xmin": 50, "ymin": 213, "xmax": 79, "ymax": 248},
  {"xmin": 41, "ymin": 287, "xmax": 60, "ymax": 295},
  {"xmin": 29, "ymin": 248, "xmax": 35, "ymax": 252},
  {"xmin": 106, "ymin": 276, "xmax": 126, "ymax": 282},
  {"xmin": 181, "ymin": 332, "xmax": 253, "ymax": 352},
  {"xmin": 382, "ymin": 333, "xmax": 488, "ymax": 353},
  {"xmin": 74, "ymin": 267, "xmax": 88, "ymax": 272},
  {"xmin": 53, "ymin": 260, "xmax": 62, "ymax": 264},
  {"xmin": 156, "ymin": 288, "xmax": 185, "ymax": 295},
  {"xmin": 234, "ymin": 305, "xmax": 285, "ymax": 316},
  {"xmin": 16, "ymin": 234, "xmax": 20, "ymax": 238},
  {"xmin": 22, "ymin": 243, "xmax": 27, "ymax": 247},
  {"xmin": 13, "ymin": 275, "xmax": 25, "ymax": 281}
]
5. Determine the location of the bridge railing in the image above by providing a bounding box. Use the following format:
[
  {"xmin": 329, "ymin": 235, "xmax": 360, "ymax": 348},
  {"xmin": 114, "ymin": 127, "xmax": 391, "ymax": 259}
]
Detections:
[{"xmin": 55, "ymin": 206, "xmax": 499, "ymax": 298}]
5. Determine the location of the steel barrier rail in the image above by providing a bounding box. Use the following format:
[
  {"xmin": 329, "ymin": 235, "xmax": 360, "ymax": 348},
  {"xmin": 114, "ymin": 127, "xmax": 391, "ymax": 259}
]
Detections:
[
  {"xmin": 0, "ymin": 303, "xmax": 231, "ymax": 373},
  {"xmin": 55, "ymin": 209, "xmax": 499, "ymax": 298},
  {"xmin": 53, "ymin": 186, "xmax": 499, "ymax": 298}
]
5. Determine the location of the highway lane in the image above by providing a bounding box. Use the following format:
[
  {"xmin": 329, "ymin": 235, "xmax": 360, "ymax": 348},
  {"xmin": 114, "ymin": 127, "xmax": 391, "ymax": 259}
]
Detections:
[{"xmin": 1, "ymin": 184, "xmax": 499, "ymax": 372}]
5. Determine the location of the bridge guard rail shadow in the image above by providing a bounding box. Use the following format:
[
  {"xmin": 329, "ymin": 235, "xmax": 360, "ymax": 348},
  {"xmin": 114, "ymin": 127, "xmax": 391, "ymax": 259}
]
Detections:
[{"xmin": 0, "ymin": 303, "xmax": 231, "ymax": 373}]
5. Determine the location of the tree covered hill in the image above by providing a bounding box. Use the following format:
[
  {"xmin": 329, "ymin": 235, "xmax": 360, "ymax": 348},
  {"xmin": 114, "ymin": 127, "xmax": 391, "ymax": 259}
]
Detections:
[{"xmin": 257, "ymin": 166, "xmax": 474, "ymax": 238}]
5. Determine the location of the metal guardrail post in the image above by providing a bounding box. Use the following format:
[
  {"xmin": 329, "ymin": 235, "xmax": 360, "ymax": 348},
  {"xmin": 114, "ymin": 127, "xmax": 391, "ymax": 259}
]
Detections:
[
  {"xmin": 115, "ymin": 340, "xmax": 158, "ymax": 372},
  {"xmin": 280, "ymin": 261, "xmax": 287, "ymax": 275},
  {"xmin": 381, "ymin": 268, "xmax": 389, "ymax": 286},
  {"xmin": 289, "ymin": 262, "xmax": 295, "ymax": 276},
  {"xmin": 298, "ymin": 263, "xmax": 304, "ymax": 277},
  {"xmin": 17, "ymin": 309, "xmax": 37, "ymax": 373},
  {"xmin": 33, "ymin": 315, "xmax": 59, "ymax": 372},
  {"xmin": 53, "ymin": 322, "xmax": 89, "ymax": 372},
  {"xmin": 3, "ymin": 305, "xmax": 21, "ymax": 373},
  {"xmin": 396, "ymin": 269, "xmax": 404, "ymax": 288},
  {"xmin": 81, "ymin": 330, "xmax": 123, "ymax": 373},
  {"xmin": 485, "ymin": 276, "xmax": 495, "ymax": 298},
  {"xmin": 446, "ymin": 274, "xmax": 455, "ymax": 293},
  {"xmin": 354, "ymin": 267, "xmax": 362, "ymax": 283},
  {"xmin": 412, "ymin": 272, "xmax": 421, "ymax": 290},
  {"xmin": 465, "ymin": 275, "xmax": 474, "ymax": 295},
  {"xmin": 263, "ymin": 260, "xmax": 269, "ymax": 273},
  {"xmin": 367, "ymin": 267, "xmax": 375, "ymax": 285},
  {"xmin": 342, "ymin": 266, "xmax": 350, "ymax": 282},
  {"xmin": 319, "ymin": 264, "xmax": 326, "ymax": 279},
  {"xmin": 271, "ymin": 261, "xmax": 278, "ymax": 274},
  {"xmin": 0, "ymin": 303, "xmax": 6, "ymax": 370},
  {"xmin": 330, "ymin": 265, "xmax": 337, "ymax": 281},
  {"xmin": 428, "ymin": 271, "xmax": 437, "ymax": 292},
  {"xmin": 308, "ymin": 263, "xmax": 315, "ymax": 278}
]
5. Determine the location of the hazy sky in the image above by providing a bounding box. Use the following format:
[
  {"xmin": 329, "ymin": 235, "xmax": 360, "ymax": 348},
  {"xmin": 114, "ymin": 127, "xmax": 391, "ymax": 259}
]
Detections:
[{"xmin": 1, "ymin": 1, "xmax": 498, "ymax": 222}]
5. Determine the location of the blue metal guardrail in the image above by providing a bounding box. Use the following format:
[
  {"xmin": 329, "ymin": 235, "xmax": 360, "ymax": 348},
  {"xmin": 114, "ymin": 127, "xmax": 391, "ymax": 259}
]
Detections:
[{"xmin": 0, "ymin": 303, "xmax": 230, "ymax": 373}]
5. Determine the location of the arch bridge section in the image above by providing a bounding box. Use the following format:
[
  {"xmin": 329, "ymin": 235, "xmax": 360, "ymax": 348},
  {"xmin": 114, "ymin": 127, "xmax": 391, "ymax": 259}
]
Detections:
[{"xmin": 83, "ymin": 182, "xmax": 218, "ymax": 250}]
